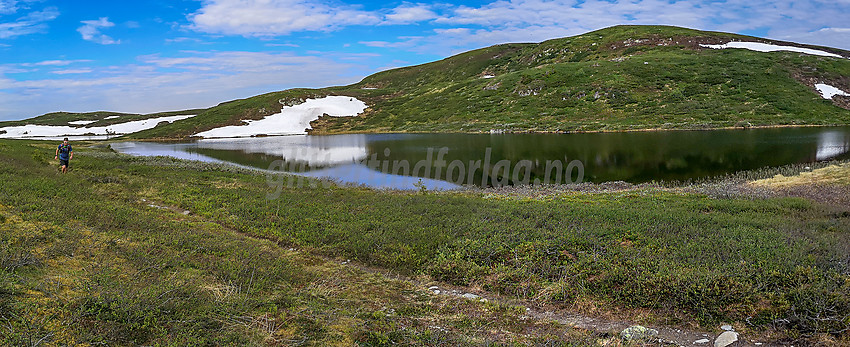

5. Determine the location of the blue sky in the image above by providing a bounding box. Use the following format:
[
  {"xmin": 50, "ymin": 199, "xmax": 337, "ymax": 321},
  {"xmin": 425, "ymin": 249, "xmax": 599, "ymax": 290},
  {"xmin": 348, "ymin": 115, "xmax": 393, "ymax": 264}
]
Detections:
[{"xmin": 1, "ymin": 0, "xmax": 849, "ymax": 120}]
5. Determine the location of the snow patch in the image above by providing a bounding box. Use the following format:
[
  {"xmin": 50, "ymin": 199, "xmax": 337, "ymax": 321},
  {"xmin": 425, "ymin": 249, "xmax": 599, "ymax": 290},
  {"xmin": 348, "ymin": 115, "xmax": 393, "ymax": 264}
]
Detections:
[
  {"xmin": 815, "ymin": 83, "xmax": 850, "ymax": 99},
  {"xmin": 104, "ymin": 115, "xmax": 120, "ymax": 120},
  {"xmin": 701, "ymin": 42, "xmax": 844, "ymax": 59},
  {"xmin": 195, "ymin": 96, "xmax": 367, "ymax": 138},
  {"xmin": 0, "ymin": 115, "xmax": 195, "ymax": 139},
  {"xmin": 68, "ymin": 120, "xmax": 97, "ymax": 125}
]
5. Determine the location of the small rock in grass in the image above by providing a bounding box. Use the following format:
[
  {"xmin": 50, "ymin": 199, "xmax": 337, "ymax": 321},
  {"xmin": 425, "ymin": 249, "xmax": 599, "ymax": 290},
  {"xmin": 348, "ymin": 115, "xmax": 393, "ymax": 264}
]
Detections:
[
  {"xmin": 428, "ymin": 286, "xmax": 439, "ymax": 291},
  {"xmin": 720, "ymin": 325, "xmax": 733, "ymax": 331},
  {"xmin": 620, "ymin": 325, "xmax": 658, "ymax": 341},
  {"xmin": 714, "ymin": 331, "xmax": 738, "ymax": 347},
  {"xmin": 694, "ymin": 339, "xmax": 710, "ymax": 344},
  {"xmin": 462, "ymin": 293, "xmax": 480, "ymax": 300}
]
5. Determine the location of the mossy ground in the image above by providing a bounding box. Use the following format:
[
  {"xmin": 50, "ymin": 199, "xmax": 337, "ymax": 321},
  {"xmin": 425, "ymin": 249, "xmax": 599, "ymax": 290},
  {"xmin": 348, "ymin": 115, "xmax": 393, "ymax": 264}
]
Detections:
[
  {"xmin": 751, "ymin": 163, "xmax": 850, "ymax": 187},
  {"xmin": 1, "ymin": 139, "xmax": 849, "ymax": 345},
  {"xmin": 0, "ymin": 140, "xmax": 602, "ymax": 346}
]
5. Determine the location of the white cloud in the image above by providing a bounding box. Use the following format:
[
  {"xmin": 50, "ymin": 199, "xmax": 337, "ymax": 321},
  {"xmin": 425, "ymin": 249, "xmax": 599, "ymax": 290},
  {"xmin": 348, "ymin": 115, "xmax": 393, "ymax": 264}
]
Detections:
[
  {"xmin": 24, "ymin": 59, "xmax": 92, "ymax": 66},
  {"xmin": 359, "ymin": 40, "xmax": 402, "ymax": 48},
  {"xmin": 189, "ymin": 0, "xmax": 381, "ymax": 36},
  {"xmin": 0, "ymin": 6, "xmax": 59, "ymax": 39},
  {"xmin": 383, "ymin": 4, "xmax": 438, "ymax": 25},
  {"xmin": 362, "ymin": 0, "xmax": 850, "ymax": 55},
  {"xmin": 77, "ymin": 17, "xmax": 119, "ymax": 45},
  {"xmin": 0, "ymin": 51, "xmax": 368, "ymax": 120},
  {"xmin": 51, "ymin": 68, "xmax": 92, "ymax": 75},
  {"xmin": 0, "ymin": 0, "xmax": 20, "ymax": 14},
  {"xmin": 772, "ymin": 27, "xmax": 850, "ymax": 51},
  {"xmin": 184, "ymin": 0, "xmax": 850, "ymax": 52},
  {"xmin": 189, "ymin": 0, "xmax": 446, "ymax": 36},
  {"xmin": 265, "ymin": 42, "xmax": 300, "ymax": 47}
]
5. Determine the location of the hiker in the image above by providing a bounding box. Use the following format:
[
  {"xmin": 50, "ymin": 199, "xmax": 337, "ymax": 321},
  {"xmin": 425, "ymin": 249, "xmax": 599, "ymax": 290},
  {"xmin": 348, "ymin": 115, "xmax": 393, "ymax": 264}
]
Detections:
[{"xmin": 55, "ymin": 137, "xmax": 73, "ymax": 173}]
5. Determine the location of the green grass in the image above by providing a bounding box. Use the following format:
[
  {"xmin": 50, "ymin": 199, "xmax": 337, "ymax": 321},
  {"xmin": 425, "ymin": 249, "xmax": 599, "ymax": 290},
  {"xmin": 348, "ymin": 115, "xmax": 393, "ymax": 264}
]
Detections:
[
  {"xmin": 321, "ymin": 26, "xmax": 850, "ymax": 133},
  {"xmin": 2, "ymin": 139, "xmax": 847, "ymax": 345},
  {"xmin": 0, "ymin": 139, "xmax": 604, "ymax": 346}
]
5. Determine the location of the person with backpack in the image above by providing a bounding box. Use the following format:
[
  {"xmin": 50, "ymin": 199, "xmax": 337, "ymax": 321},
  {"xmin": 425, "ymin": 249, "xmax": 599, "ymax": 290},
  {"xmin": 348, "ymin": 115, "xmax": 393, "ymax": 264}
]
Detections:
[{"xmin": 55, "ymin": 138, "xmax": 73, "ymax": 173}]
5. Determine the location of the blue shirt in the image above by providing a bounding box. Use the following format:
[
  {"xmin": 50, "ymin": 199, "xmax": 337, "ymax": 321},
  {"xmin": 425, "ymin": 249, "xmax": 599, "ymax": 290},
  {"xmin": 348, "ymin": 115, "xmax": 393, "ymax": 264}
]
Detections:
[{"xmin": 58, "ymin": 144, "xmax": 72, "ymax": 160}]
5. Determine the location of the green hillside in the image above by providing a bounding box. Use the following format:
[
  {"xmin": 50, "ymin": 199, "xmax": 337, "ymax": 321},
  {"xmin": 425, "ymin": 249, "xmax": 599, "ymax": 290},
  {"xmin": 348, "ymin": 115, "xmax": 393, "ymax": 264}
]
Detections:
[
  {"xmin": 5, "ymin": 25, "xmax": 850, "ymax": 138},
  {"xmin": 323, "ymin": 25, "xmax": 850, "ymax": 133},
  {"xmin": 0, "ymin": 109, "xmax": 204, "ymax": 128}
]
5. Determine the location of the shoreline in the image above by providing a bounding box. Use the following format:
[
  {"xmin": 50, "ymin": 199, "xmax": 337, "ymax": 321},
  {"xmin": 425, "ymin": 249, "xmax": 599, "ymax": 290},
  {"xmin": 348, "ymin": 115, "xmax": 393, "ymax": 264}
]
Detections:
[
  {"xmin": 310, "ymin": 122, "xmax": 843, "ymax": 135},
  {"xmin": 144, "ymin": 122, "xmax": 850, "ymax": 141},
  {"xmin": 4, "ymin": 122, "xmax": 847, "ymax": 142}
]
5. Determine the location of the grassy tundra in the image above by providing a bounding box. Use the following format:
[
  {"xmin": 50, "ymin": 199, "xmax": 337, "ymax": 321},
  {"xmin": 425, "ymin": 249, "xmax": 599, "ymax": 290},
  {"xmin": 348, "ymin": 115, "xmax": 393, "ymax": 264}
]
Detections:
[{"xmin": 1, "ymin": 139, "xmax": 849, "ymax": 345}]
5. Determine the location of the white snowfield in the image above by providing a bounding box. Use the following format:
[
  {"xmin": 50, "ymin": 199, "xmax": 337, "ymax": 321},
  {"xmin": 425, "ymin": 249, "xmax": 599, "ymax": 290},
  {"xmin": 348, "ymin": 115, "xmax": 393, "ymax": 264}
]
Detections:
[
  {"xmin": 194, "ymin": 95, "xmax": 367, "ymax": 138},
  {"xmin": 815, "ymin": 83, "xmax": 850, "ymax": 99},
  {"xmin": 68, "ymin": 120, "xmax": 98, "ymax": 125},
  {"xmin": 0, "ymin": 115, "xmax": 195, "ymax": 139},
  {"xmin": 701, "ymin": 42, "xmax": 845, "ymax": 59},
  {"xmin": 104, "ymin": 115, "xmax": 121, "ymax": 120}
]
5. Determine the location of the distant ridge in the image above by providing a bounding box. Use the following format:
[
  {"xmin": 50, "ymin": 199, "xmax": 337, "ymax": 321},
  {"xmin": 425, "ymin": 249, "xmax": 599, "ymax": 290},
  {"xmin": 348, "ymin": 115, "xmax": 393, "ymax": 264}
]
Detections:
[{"xmin": 3, "ymin": 25, "xmax": 849, "ymax": 139}]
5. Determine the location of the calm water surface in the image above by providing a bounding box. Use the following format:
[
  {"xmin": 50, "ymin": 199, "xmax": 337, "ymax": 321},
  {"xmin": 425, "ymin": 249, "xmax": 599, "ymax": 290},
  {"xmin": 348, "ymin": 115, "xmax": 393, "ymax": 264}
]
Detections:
[{"xmin": 111, "ymin": 127, "xmax": 850, "ymax": 190}]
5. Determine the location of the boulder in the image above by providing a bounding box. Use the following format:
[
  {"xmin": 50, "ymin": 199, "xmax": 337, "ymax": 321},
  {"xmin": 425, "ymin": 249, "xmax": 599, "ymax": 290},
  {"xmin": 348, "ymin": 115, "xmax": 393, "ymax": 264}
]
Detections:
[
  {"xmin": 714, "ymin": 331, "xmax": 739, "ymax": 347},
  {"xmin": 619, "ymin": 325, "xmax": 658, "ymax": 341}
]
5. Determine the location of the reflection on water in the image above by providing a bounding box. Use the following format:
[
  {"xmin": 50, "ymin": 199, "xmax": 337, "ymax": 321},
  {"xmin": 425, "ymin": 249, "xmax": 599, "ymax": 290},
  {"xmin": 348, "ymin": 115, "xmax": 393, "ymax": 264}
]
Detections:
[
  {"xmin": 816, "ymin": 131, "xmax": 850, "ymax": 161},
  {"xmin": 111, "ymin": 127, "xmax": 850, "ymax": 189},
  {"xmin": 195, "ymin": 135, "xmax": 369, "ymax": 167}
]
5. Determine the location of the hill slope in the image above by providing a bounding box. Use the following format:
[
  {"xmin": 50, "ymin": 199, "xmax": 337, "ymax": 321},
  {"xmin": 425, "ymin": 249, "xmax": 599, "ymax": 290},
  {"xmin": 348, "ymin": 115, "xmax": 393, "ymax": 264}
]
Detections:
[{"xmin": 5, "ymin": 25, "xmax": 850, "ymax": 139}]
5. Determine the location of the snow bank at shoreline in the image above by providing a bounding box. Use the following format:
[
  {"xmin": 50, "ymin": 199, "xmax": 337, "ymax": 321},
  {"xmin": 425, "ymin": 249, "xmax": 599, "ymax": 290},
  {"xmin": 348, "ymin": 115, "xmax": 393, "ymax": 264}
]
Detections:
[
  {"xmin": 700, "ymin": 42, "xmax": 845, "ymax": 59},
  {"xmin": 0, "ymin": 115, "xmax": 195, "ymax": 139},
  {"xmin": 194, "ymin": 96, "xmax": 367, "ymax": 138}
]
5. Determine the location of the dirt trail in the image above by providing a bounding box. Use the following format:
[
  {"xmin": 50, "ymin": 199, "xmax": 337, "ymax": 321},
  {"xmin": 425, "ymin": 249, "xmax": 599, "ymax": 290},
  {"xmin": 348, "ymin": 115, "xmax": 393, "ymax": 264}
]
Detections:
[
  {"xmin": 415, "ymin": 281, "xmax": 772, "ymax": 346},
  {"xmin": 144, "ymin": 197, "xmax": 781, "ymax": 346}
]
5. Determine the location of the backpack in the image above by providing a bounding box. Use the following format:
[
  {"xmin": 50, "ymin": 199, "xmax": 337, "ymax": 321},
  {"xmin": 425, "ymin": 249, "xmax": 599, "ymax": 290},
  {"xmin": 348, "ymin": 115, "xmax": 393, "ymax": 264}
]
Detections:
[{"xmin": 58, "ymin": 144, "xmax": 72, "ymax": 157}]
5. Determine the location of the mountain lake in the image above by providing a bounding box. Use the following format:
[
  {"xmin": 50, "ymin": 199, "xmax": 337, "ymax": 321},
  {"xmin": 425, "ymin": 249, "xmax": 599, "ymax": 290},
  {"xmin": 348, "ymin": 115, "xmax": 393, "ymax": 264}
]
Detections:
[{"xmin": 110, "ymin": 126, "xmax": 850, "ymax": 190}]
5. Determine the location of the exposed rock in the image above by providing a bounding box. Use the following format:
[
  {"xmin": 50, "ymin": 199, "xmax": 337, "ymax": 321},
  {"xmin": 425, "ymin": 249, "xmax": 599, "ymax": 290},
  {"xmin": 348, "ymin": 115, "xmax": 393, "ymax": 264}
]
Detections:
[
  {"xmin": 619, "ymin": 325, "xmax": 658, "ymax": 341},
  {"xmin": 461, "ymin": 293, "xmax": 480, "ymax": 300},
  {"xmin": 720, "ymin": 324, "xmax": 733, "ymax": 331},
  {"xmin": 694, "ymin": 339, "xmax": 710, "ymax": 344},
  {"xmin": 714, "ymin": 331, "xmax": 738, "ymax": 347}
]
